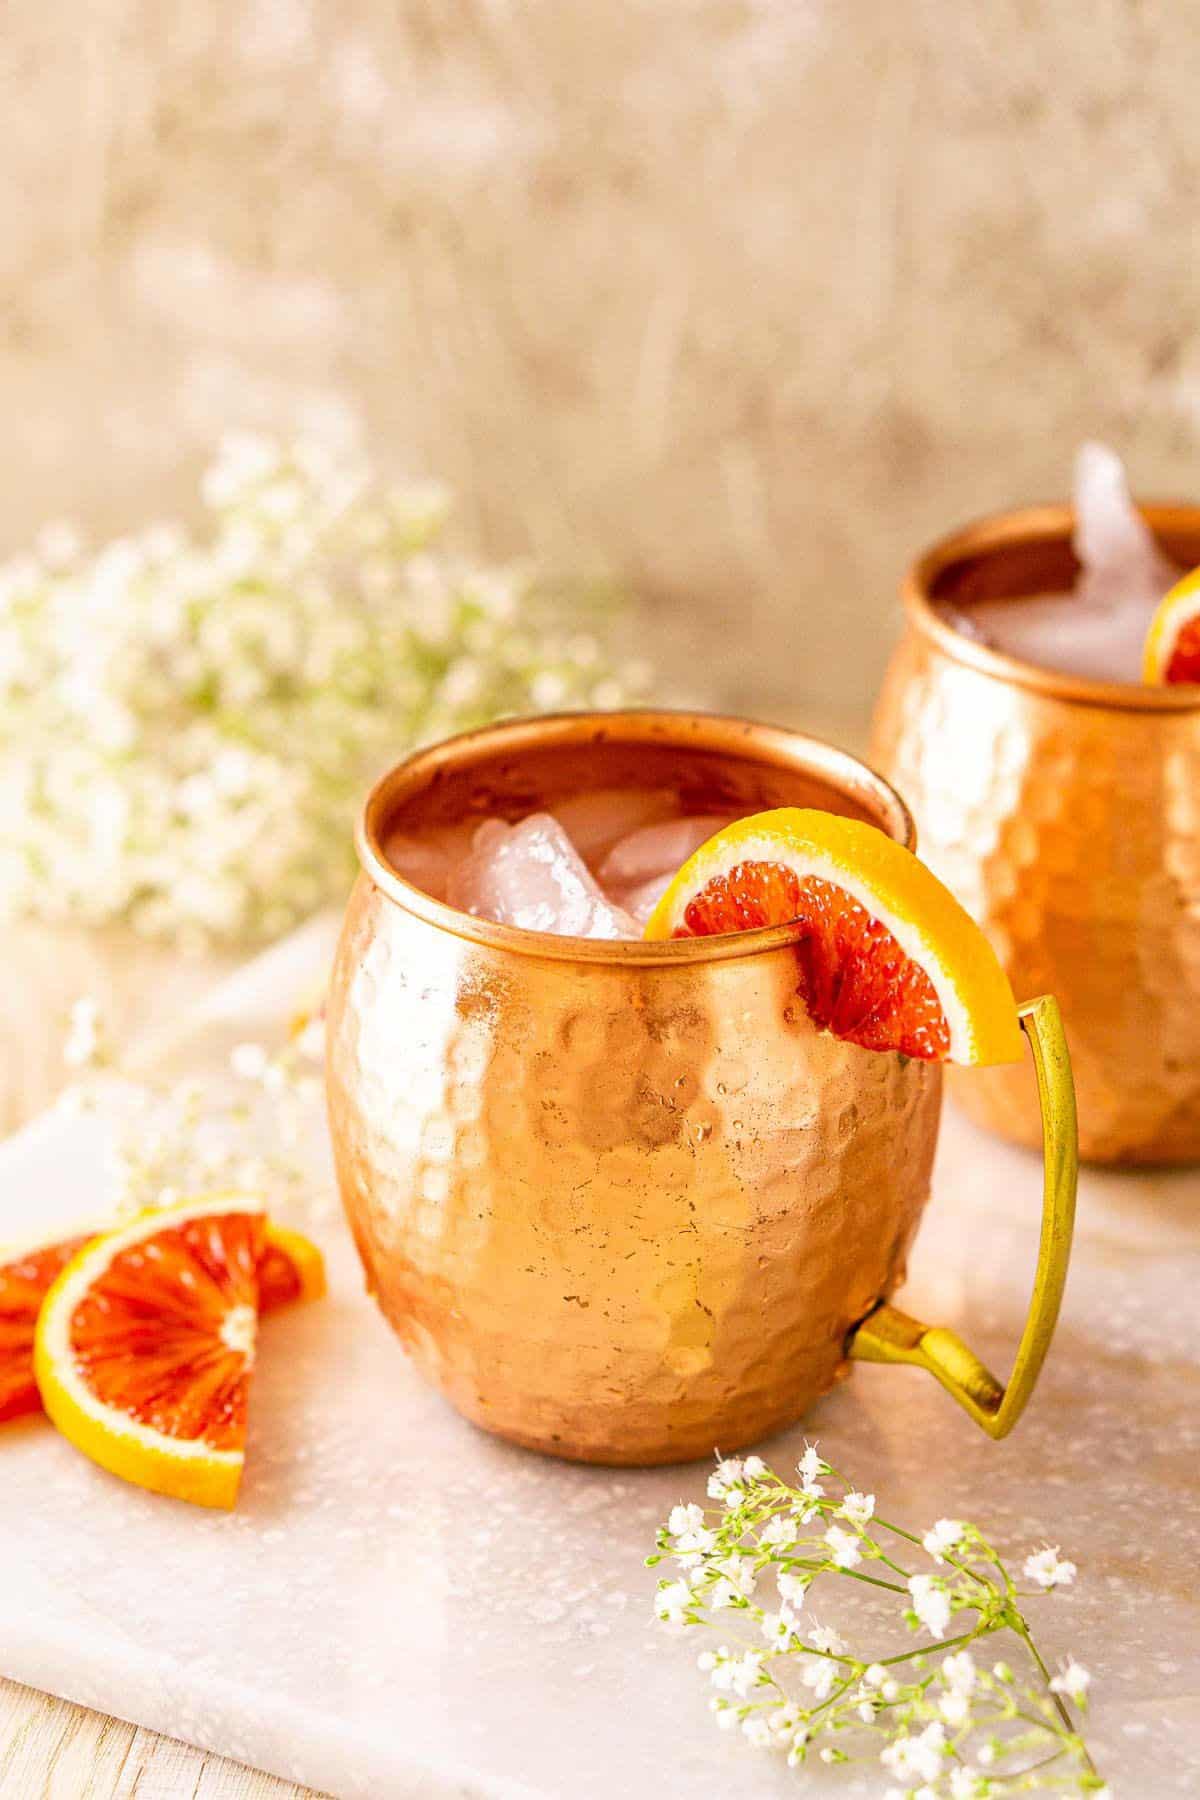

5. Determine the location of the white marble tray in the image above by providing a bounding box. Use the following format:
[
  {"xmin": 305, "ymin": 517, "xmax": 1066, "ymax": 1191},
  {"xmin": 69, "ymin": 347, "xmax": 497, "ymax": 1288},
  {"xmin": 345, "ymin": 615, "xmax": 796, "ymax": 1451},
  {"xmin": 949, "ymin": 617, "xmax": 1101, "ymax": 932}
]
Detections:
[{"xmin": 1, "ymin": 919, "xmax": 1197, "ymax": 1798}]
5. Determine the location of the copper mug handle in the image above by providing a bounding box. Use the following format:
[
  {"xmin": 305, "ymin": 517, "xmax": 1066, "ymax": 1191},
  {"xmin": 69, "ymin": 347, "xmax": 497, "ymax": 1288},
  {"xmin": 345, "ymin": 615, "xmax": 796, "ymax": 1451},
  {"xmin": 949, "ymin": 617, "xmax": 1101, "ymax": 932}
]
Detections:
[{"xmin": 847, "ymin": 995, "xmax": 1078, "ymax": 1440}]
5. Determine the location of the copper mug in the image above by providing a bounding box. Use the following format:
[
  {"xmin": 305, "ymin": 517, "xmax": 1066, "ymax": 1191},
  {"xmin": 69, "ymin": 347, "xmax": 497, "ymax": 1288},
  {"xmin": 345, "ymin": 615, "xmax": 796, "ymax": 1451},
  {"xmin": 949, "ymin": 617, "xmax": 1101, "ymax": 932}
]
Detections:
[
  {"xmin": 872, "ymin": 504, "xmax": 1200, "ymax": 1165},
  {"xmin": 326, "ymin": 711, "xmax": 1077, "ymax": 1465}
]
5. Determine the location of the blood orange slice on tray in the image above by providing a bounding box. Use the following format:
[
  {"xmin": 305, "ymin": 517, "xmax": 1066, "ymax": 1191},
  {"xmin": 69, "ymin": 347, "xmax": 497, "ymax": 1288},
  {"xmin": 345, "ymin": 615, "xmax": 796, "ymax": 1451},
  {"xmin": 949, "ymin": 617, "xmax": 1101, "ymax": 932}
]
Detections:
[
  {"xmin": 1, "ymin": 1215, "xmax": 323, "ymax": 1435},
  {"xmin": 1143, "ymin": 566, "xmax": 1200, "ymax": 684},
  {"xmin": 645, "ymin": 808, "xmax": 1023, "ymax": 1066},
  {"xmin": 33, "ymin": 1196, "xmax": 324, "ymax": 1508},
  {"xmin": 0, "ymin": 1234, "xmax": 92, "ymax": 1423}
]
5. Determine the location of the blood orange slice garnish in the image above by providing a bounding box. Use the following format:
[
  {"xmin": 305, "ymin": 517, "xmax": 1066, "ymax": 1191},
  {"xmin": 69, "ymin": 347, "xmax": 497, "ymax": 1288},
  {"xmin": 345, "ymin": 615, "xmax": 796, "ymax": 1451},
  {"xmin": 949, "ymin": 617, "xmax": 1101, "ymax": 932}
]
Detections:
[
  {"xmin": 1143, "ymin": 566, "xmax": 1200, "ymax": 684},
  {"xmin": 1, "ymin": 1215, "xmax": 322, "ymax": 1434},
  {"xmin": 33, "ymin": 1196, "xmax": 325, "ymax": 1508},
  {"xmin": 645, "ymin": 808, "xmax": 1023, "ymax": 1066}
]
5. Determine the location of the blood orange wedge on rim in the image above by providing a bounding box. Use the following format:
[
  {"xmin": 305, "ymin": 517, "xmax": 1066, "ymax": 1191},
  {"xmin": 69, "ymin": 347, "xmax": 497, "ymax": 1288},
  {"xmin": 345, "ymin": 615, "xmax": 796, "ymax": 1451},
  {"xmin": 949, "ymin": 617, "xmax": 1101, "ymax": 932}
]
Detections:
[
  {"xmin": 1, "ymin": 1215, "xmax": 323, "ymax": 1432},
  {"xmin": 1143, "ymin": 566, "xmax": 1200, "ymax": 684},
  {"xmin": 645, "ymin": 808, "xmax": 1023, "ymax": 1066},
  {"xmin": 33, "ymin": 1196, "xmax": 325, "ymax": 1508}
]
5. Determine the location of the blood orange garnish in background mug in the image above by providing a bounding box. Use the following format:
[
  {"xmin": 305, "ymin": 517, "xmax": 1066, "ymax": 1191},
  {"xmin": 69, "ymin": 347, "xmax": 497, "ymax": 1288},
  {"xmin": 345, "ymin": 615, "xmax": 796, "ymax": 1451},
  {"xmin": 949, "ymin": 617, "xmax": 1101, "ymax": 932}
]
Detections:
[{"xmin": 644, "ymin": 808, "xmax": 1024, "ymax": 1068}]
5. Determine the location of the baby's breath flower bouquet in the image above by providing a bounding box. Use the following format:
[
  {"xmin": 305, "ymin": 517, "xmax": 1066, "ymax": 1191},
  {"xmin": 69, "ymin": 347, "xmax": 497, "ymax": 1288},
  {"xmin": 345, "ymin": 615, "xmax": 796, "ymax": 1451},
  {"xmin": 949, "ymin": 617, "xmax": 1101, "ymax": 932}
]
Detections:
[
  {"xmin": 651, "ymin": 1449, "xmax": 1105, "ymax": 1799},
  {"xmin": 0, "ymin": 434, "xmax": 649, "ymax": 947}
]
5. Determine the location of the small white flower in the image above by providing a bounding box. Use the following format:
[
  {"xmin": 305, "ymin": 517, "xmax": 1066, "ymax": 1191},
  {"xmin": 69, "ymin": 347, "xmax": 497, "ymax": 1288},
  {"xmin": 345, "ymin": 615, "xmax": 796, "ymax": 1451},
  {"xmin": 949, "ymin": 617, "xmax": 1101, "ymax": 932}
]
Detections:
[
  {"xmin": 667, "ymin": 1501, "xmax": 716, "ymax": 1566},
  {"xmin": 777, "ymin": 1569, "xmax": 808, "ymax": 1609},
  {"xmin": 908, "ymin": 1572, "xmax": 952, "ymax": 1639},
  {"xmin": 230, "ymin": 1042, "xmax": 270, "ymax": 1081},
  {"xmin": 742, "ymin": 1454, "xmax": 768, "ymax": 1480},
  {"xmin": 939, "ymin": 1688, "xmax": 971, "ymax": 1726},
  {"xmin": 823, "ymin": 1524, "xmax": 862, "ymax": 1569},
  {"xmin": 797, "ymin": 1655, "xmax": 839, "ymax": 1702},
  {"xmin": 742, "ymin": 1715, "xmax": 772, "ymax": 1747},
  {"xmin": 696, "ymin": 1649, "xmax": 716, "ymax": 1671},
  {"xmin": 668, "ymin": 1502, "xmax": 705, "ymax": 1538},
  {"xmin": 923, "ymin": 1518, "xmax": 965, "ymax": 1563},
  {"xmin": 1023, "ymin": 1544, "xmax": 1077, "ymax": 1588},
  {"xmin": 950, "ymin": 1770, "xmax": 986, "ymax": 1799},
  {"xmin": 881, "ymin": 1678, "xmax": 901, "ymax": 1702},
  {"xmin": 857, "ymin": 1698, "xmax": 876, "ymax": 1722},
  {"xmin": 707, "ymin": 1457, "xmax": 746, "ymax": 1501},
  {"xmin": 717, "ymin": 1555, "xmax": 755, "ymax": 1591},
  {"xmin": 786, "ymin": 1725, "xmax": 810, "ymax": 1766},
  {"xmin": 673, "ymin": 1527, "xmax": 717, "ymax": 1567},
  {"xmin": 839, "ymin": 1489, "xmax": 875, "ymax": 1526},
  {"xmin": 720, "ymin": 1650, "xmax": 764, "ymax": 1695},
  {"xmin": 864, "ymin": 1662, "xmax": 888, "ymax": 1689},
  {"xmin": 940, "ymin": 1650, "xmax": 978, "ymax": 1696},
  {"xmin": 759, "ymin": 1608, "xmax": 800, "ymax": 1651},
  {"xmin": 758, "ymin": 1514, "xmax": 795, "ymax": 1551},
  {"xmin": 797, "ymin": 1443, "xmax": 824, "ymax": 1487},
  {"xmin": 880, "ymin": 1719, "xmax": 947, "ymax": 1786},
  {"xmin": 819, "ymin": 1747, "xmax": 836, "ymax": 1763},
  {"xmin": 1049, "ymin": 1655, "xmax": 1091, "ymax": 1702},
  {"xmin": 654, "ymin": 1579, "xmax": 694, "ymax": 1625}
]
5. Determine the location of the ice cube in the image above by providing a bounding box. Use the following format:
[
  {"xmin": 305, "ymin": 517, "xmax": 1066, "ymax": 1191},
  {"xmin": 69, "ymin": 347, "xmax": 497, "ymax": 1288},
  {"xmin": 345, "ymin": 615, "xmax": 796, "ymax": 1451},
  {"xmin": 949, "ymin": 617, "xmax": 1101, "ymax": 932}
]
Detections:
[
  {"xmin": 942, "ymin": 443, "xmax": 1180, "ymax": 683},
  {"xmin": 597, "ymin": 815, "xmax": 734, "ymax": 889},
  {"xmin": 1073, "ymin": 440, "xmax": 1175, "ymax": 609},
  {"xmin": 548, "ymin": 787, "xmax": 678, "ymax": 864},
  {"xmin": 382, "ymin": 820, "xmax": 484, "ymax": 900},
  {"xmin": 446, "ymin": 813, "xmax": 640, "ymax": 938}
]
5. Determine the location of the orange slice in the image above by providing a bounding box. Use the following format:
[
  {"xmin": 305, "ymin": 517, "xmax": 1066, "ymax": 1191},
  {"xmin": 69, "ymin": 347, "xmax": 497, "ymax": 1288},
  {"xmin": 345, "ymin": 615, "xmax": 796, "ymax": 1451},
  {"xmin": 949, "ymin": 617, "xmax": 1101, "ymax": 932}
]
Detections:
[
  {"xmin": 1143, "ymin": 566, "xmax": 1200, "ymax": 684},
  {"xmin": 33, "ymin": 1196, "xmax": 324, "ymax": 1508},
  {"xmin": 0, "ymin": 1233, "xmax": 91, "ymax": 1423},
  {"xmin": 645, "ymin": 808, "xmax": 1023, "ymax": 1066},
  {"xmin": 1, "ymin": 1215, "xmax": 323, "ymax": 1433}
]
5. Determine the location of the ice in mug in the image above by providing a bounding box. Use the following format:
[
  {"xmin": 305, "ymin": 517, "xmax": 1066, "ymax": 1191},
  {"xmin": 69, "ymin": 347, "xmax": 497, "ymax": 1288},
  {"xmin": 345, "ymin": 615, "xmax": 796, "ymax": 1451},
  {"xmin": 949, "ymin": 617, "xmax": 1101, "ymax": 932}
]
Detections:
[
  {"xmin": 937, "ymin": 442, "xmax": 1183, "ymax": 682},
  {"xmin": 384, "ymin": 787, "xmax": 742, "ymax": 938}
]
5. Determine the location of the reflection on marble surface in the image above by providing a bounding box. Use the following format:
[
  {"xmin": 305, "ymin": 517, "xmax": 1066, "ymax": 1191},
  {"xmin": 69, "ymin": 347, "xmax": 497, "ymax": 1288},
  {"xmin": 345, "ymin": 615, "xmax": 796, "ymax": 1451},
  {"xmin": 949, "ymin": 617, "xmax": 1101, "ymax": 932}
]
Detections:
[{"xmin": 0, "ymin": 924, "xmax": 1196, "ymax": 1797}]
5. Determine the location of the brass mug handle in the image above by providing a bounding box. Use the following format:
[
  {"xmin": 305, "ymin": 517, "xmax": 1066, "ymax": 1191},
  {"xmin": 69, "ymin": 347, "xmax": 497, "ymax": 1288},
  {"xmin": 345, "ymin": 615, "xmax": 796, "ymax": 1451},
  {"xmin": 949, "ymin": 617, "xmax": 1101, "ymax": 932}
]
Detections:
[{"xmin": 847, "ymin": 995, "xmax": 1078, "ymax": 1440}]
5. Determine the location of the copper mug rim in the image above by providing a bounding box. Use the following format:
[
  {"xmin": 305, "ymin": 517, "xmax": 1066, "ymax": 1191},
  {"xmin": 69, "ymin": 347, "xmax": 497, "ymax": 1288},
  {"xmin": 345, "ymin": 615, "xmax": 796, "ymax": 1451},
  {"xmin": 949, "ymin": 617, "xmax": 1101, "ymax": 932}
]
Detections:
[
  {"xmin": 906, "ymin": 499, "xmax": 1200, "ymax": 714},
  {"xmin": 356, "ymin": 707, "xmax": 914, "ymax": 966}
]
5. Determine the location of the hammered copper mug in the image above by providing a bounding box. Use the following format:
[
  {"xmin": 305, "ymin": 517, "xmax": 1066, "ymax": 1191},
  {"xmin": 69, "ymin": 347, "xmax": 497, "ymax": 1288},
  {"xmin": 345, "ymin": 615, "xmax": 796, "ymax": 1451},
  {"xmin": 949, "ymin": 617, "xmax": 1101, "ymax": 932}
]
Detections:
[
  {"xmin": 872, "ymin": 504, "xmax": 1200, "ymax": 1165},
  {"xmin": 326, "ymin": 711, "xmax": 1076, "ymax": 1465}
]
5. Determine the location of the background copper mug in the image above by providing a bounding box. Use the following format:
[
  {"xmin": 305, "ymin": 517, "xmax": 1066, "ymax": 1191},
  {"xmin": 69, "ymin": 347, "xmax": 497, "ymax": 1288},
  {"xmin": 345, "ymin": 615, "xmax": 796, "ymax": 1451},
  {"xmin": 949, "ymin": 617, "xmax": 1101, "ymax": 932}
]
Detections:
[
  {"xmin": 326, "ymin": 711, "xmax": 1076, "ymax": 1465},
  {"xmin": 872, "ymin": 505, "xmax": 1200, "ymax": 1165}
]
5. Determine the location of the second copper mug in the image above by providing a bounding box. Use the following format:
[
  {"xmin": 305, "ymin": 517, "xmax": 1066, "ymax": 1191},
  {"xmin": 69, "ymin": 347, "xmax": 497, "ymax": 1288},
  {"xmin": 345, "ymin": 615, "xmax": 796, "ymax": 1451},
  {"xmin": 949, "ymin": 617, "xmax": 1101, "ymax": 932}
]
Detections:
[
  {"xmin": 326, "ymin": 711, "xmax": 1076, "ymax": 1465},
  {"xmin": 872, "ymin": 504, "xmax": 1200, "ymax": 1165}
]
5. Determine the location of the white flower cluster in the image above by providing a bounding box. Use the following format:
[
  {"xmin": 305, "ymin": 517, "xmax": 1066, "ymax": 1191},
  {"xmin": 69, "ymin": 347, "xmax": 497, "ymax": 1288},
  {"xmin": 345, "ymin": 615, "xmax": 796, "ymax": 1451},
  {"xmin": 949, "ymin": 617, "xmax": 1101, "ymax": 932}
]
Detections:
[
  {"xmin": 59, "ymin": 995, "xmax": 332, "ymax": 1229},
  {"xmin": 650, "ymin": 1447, "xmax": 1106, "ymax": 1798},
  {"xmin": 1, "ymin": 434, "xmax": 651, "ymax": 945}
]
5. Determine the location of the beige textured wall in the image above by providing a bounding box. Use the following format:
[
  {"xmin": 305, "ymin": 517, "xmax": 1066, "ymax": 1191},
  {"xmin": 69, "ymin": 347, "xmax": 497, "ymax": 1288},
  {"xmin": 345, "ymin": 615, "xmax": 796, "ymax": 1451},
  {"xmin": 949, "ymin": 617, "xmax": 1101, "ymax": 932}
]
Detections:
[{"xmin": 3, "ymin": 0, "xmax": 1200, "ymax": 732}]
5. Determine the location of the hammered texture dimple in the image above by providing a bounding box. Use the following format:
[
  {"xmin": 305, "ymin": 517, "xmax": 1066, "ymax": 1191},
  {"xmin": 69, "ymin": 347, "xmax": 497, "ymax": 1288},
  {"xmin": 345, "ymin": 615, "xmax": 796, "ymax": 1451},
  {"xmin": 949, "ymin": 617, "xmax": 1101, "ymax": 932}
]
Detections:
[
  {"xmin": 872, "ymin": 598, "xmax": 1200, "ymax": 1165},
  {"xmin": 327, "ymin": 872, "xmax": 943, "ymax": 1466}
]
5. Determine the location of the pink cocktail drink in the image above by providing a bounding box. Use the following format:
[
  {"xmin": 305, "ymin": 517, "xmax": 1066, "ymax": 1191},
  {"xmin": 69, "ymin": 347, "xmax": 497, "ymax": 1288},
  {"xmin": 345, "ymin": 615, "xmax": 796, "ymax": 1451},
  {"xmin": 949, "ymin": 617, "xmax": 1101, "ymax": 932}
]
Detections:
[{"xmin": 385, "ymin": 784, "xmax": 741, "ymax": 937}]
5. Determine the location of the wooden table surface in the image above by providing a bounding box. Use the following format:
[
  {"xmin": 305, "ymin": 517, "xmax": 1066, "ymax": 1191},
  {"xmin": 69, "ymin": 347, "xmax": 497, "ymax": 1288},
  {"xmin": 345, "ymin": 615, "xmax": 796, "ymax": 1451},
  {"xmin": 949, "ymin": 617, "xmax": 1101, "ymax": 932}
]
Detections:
[{"xmin": 0, "ymin": 922, "xmax": 323, "ymax": 1800}]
